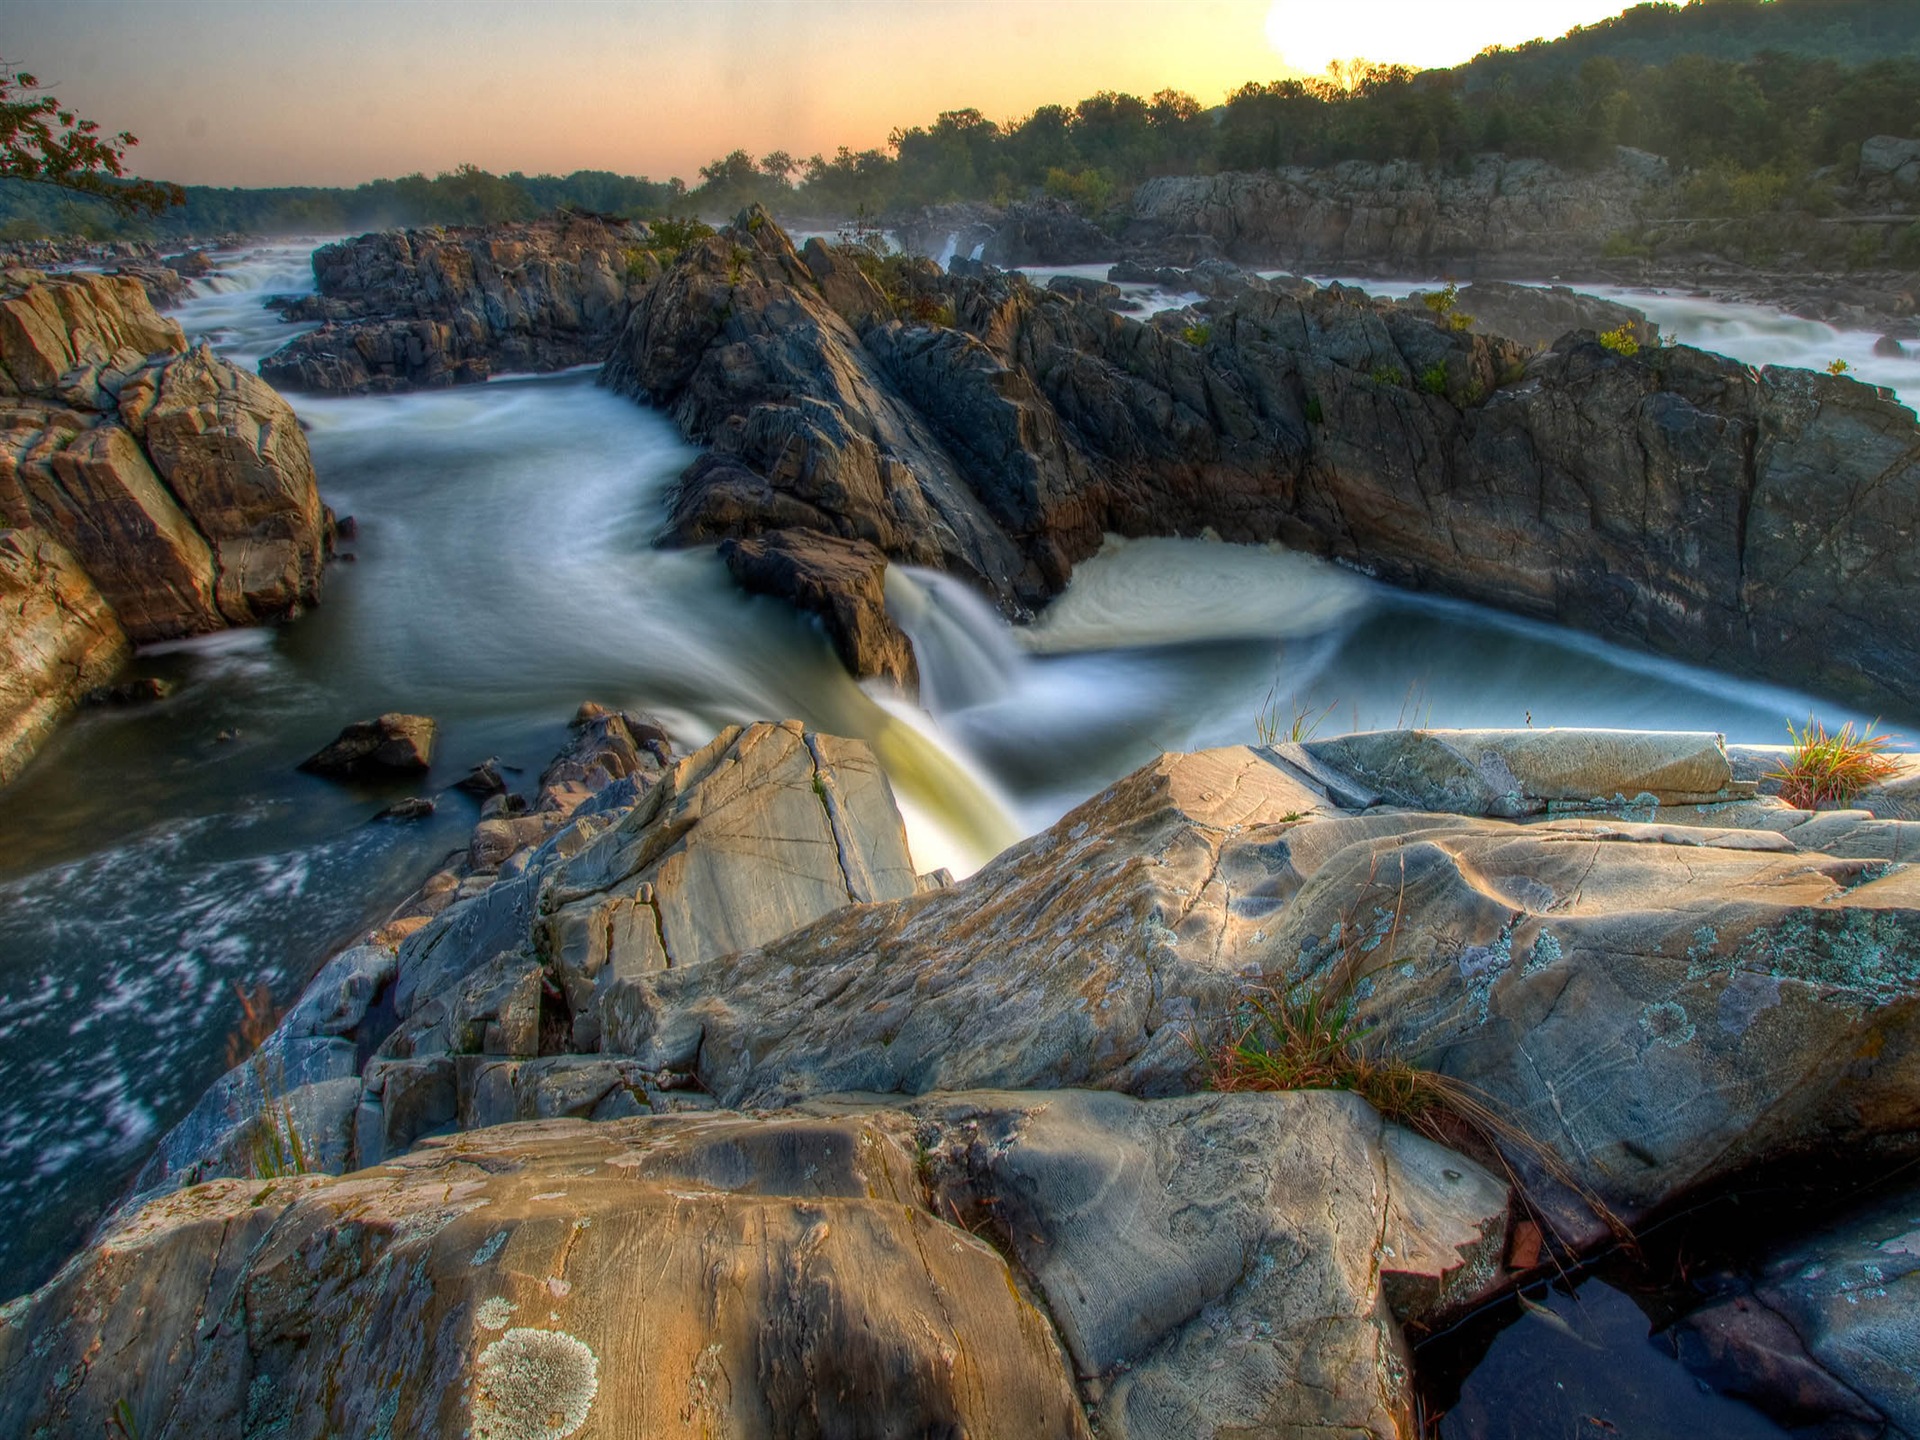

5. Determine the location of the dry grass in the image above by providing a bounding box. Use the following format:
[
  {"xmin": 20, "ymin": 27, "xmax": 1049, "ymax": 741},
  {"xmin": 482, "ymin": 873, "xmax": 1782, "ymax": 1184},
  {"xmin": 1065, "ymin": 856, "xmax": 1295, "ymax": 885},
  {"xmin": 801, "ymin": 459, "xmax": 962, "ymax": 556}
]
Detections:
[
  {"xmin": 224, "ymin": 980, "xmax": 280, "ymax": 1068},
  {"xmin": 1767, "ymin": 716, "xmax": 1901, "ymax": 810}
]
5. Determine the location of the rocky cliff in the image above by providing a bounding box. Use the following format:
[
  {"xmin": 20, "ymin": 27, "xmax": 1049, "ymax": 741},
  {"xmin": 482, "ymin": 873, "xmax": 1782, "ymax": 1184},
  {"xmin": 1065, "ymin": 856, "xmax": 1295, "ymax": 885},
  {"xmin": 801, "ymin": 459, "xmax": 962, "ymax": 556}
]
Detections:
[
  {"xmin": 0, "ymin": 268, "xmax": 328, "ymax": 781},
  {"xmin": 7, "ymin": 719, "xmax": 1918, "ymax": 1438},
  {"xmin": 1122, "ymin": 152, "xmax": 1657, "ymax": 272},
  {"xmin": 606, "ymin": 209, "xmax": 1920, "ymax": 718},
  {"xmin": 260, "ymin": 214, "xmax": 658, "ymax": 394}
]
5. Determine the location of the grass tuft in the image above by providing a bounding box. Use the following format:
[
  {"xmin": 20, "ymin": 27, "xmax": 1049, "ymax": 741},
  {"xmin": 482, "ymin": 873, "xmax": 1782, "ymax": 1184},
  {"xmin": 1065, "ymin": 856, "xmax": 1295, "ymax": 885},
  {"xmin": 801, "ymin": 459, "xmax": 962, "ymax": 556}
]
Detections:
[{"xmin": 1767, "ymin": 716, "xmax": 1900, "ymax": 810}]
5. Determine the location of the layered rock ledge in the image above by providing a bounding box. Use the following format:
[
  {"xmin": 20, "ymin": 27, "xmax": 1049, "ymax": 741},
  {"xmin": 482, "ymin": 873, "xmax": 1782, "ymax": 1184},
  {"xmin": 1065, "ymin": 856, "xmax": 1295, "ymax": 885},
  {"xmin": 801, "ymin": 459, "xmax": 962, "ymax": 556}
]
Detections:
[
  {"xmin": 608, "ymin": 208, "xmax": 1920, "ymax": 717},
  {"xmin": 9, "ymin": 721, "xmax": 1919, "ymax": 1437},
  {"xmin": 0, "ymin": 268, "xmax": 328, "ymax": 781}
]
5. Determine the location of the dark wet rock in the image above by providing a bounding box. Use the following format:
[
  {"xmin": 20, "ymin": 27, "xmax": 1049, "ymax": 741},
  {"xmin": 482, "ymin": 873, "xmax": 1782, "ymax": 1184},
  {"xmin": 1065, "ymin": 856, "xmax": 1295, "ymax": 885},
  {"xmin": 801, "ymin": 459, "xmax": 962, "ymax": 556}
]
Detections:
[
  {"xmin": 82, "ymin": 675, "xmax": 170, "ymax": 706},
  {"xmin": 720, "ymin": 529, "xmax": 918, "ymax": 690},
  {"xmin": 300, "ymin": 712, "xmax": 438, "ymax": 778},
  {"xmin": 260, "ymin": 213, "xmax": 655, "ymax": 395},
  {"xmin": 377, "ymin": 796, "xmax": 436, "ymax": 822},
  {"xmin": 981, "ymin": 199, "xmax": 1114, "ymax": 267},
  {"xmin": 1675, "ymin": 1182, "xmax": 1920, "ymax": 1438},
  {"xmin": 454, "ymin": 757, "xmax": 510, "ymax": 796},
  {"xmin": 1876, "ymin": 334, "xmax": 1908, "ymax": 359}
]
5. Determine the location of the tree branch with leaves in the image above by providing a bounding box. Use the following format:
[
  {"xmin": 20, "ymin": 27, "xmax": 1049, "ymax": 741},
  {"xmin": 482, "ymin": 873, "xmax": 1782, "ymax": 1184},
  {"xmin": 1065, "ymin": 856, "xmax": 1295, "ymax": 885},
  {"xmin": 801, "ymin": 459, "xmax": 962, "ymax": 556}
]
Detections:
[{"xmin": 1, "ymin": 58, "xmax": 182, "ymax": 216}]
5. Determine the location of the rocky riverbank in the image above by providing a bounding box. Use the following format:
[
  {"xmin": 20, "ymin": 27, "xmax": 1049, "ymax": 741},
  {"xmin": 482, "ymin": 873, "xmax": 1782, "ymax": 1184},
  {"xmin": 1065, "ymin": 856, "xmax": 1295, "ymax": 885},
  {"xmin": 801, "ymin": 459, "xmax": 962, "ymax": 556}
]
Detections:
[
  {"xmin": 259, "ymin": 213, "xmax": 659, "ymax": 394},
  {"xmin": 0, "ymin": 267, "xmax": 329, "ymax": 782},
  {"xmin": 6, "ymin": 718, "xmax": 1917, "ymax": 1437},
  {"xmin": 604, "ymin": 207, "xmax": 1920, "ymax": 719},
  {"xmin": 891, "ymin": 136, "xmax": 1920, "ymax": 334}
]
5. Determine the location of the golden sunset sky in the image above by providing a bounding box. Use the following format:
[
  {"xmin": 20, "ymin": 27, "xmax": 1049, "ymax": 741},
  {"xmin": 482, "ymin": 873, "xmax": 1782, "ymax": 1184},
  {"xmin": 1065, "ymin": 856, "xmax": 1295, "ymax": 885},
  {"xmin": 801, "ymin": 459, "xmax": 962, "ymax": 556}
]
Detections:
[{"xmin": 13, "ymin": 0, "xmax": 1640, "ymax": 187}]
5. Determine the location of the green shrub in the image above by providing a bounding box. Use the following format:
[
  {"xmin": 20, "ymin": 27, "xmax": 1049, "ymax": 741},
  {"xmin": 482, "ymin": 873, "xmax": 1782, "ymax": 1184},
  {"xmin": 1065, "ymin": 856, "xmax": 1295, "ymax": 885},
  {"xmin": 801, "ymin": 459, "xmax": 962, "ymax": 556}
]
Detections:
[
  {"xmin": 1602, "ymin": 229, "xmax": 1653, "ymax": 260},
  {"xmin": 1304, "ymin": 395, "xmax": 1324, "ymax": 424},
  {"xmin": 1828, "ymin": 358, "xmax": 1852, "ymax": 376},
  {"xmin": 1181, "ymin": 322, "xmax": 1212, "ymax": 347},
  {"xmin": 1418, "ymin": 363, "xmax": 1448, "ymax": 396},
  {"xmin": 646, "ymin": 214, "xmax": 715, "ymax": 262},
  {"xmin": 1847, "ymin": 229, "xmax": 1885, "ymax": 271},
  {"xmin": 1420, "ymin": 283, "xmax": 1460, "ymax": 317},
  {"xmin": 1598, "ymin": 324, "xmax": 1640, "ymax": 357},
  {"xmin": 1368, "ymin": 364, "xmax": 1403, "ymax": 386}
]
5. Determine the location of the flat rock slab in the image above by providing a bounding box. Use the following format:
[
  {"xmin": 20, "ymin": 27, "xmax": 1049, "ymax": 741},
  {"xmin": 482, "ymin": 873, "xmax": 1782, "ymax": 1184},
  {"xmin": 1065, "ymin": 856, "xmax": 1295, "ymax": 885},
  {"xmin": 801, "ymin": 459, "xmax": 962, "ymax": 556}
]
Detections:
[{"xmin": 1302, "ymin": 727, "xmax": 1737, "ymax": 816}]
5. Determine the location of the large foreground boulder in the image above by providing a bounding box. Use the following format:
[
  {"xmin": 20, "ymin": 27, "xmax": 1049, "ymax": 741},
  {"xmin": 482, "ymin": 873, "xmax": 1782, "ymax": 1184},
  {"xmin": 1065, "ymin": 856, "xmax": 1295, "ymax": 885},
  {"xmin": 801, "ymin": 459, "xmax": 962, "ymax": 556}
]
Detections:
[{"xmin": 1, "ymin": 1090, "xmax": 1506, "ymax": 1440}]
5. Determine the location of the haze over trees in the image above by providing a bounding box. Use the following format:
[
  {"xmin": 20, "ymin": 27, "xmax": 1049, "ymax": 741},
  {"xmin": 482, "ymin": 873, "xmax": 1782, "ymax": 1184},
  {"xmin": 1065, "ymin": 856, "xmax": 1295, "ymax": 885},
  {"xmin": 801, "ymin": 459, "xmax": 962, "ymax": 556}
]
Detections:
[{"xmin": 4, "ymin": 0, "xmax": 1917, "ymax": 241}]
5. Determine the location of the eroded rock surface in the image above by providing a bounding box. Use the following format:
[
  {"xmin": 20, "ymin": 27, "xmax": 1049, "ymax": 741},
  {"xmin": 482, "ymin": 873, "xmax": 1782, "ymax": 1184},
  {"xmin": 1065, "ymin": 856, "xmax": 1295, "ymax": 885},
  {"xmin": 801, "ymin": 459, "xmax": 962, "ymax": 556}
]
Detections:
[
  {"xmin": 0, "ymin": 270, "xmax": 327, "ymax": 780},
  {"xmin": 0, "ymin": 527, "xmax": 128, "ymax": 783},
  {"xmin": 261, "ymin": 214, "xmax": 656, "ymax": 394}
]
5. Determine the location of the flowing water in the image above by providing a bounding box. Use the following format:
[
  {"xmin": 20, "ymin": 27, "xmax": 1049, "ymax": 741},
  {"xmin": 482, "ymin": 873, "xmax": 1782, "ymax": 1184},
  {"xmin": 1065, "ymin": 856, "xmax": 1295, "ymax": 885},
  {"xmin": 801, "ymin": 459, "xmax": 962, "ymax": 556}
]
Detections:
[{"xmin": 0, "ymin": 237, "xmax": 1897, "ymax": 1414}]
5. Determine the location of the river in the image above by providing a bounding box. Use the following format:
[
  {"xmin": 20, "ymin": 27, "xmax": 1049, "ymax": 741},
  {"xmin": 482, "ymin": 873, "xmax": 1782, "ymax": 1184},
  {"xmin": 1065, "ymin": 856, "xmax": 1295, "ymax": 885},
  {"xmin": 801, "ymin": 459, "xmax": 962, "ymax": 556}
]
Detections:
[{"xmin": 0, "ymin": 243, "xmax": 1897, "ymax": 1317}]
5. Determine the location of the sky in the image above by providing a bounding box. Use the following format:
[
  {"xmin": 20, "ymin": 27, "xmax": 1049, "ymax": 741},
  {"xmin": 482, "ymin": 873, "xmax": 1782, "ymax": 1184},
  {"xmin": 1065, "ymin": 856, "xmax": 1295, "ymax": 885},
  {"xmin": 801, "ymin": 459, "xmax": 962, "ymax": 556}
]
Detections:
[{"xmin": 12, "ymin": 0, "xmax": 1641, "ymax": 188}]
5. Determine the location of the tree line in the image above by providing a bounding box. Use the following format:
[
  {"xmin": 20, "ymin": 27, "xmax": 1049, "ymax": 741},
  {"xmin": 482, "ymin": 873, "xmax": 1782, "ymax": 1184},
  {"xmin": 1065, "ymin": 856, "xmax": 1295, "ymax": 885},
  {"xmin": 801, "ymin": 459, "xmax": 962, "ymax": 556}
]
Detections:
[{"xmin": 5, "ymin": 0, "xmax": 1918, "ymax": 242}]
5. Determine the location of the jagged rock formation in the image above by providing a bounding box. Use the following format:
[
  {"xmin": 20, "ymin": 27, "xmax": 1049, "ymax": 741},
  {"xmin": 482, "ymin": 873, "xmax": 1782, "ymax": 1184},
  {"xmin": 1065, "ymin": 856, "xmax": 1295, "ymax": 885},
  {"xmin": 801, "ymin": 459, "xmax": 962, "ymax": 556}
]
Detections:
[
  {"xmin": 0, "ymin": 269, "xmax": 327, "ymax": 781},
  {"xmin": 606, "ymin": 209, "xmax": 1920, "ymax": 716},
  {"xmin": 260, "ymin": 214, "xmax": 657, "ymax": 394},
  {"xmin": 10, "ymin": 721, "xmax": 1920, "ymax": 1438}
]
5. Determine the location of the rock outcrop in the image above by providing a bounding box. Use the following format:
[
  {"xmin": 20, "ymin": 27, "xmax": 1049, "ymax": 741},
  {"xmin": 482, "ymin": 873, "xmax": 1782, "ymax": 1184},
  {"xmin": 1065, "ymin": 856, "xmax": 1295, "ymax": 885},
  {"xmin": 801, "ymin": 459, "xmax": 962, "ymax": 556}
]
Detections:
[
  {"xmin": 13, "ymin": 720, "xmax": 1920, "ymax": 1437},
  {"xmin": 260, "ymin": 213, "xmax": 657, "ymax": 394},
  {"xmin": 0, "ymin": 269, "xmax": 328, "ymax": 781},
  {"xmin": 0, "ymin": 528, "xmax": 128, "ymax": 783},
  {"xmin": 1122, "ymin": 151, "xmax": 1656, "ymax": 272},
  {"xmin": 606, "ymin": 209, "xmax": 1920, "ymax": 716},
  {"xmin": 1444, "ymin": 279, "xmax": 1657, "ymax": 351}
]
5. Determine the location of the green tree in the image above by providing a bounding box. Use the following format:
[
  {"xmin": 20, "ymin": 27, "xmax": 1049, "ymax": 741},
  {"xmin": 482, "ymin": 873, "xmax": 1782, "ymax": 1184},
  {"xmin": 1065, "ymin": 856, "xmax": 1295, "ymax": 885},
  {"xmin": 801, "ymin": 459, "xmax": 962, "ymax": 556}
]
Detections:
[{"xmin": 0, "ymin": 57, "xmax": 181, "ymax": 214}]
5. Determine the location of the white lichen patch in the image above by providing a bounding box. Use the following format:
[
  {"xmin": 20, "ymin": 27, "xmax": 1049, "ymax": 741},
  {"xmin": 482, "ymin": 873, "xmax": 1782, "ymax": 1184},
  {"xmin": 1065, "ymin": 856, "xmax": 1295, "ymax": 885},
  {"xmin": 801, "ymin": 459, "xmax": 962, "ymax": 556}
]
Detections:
[
  {"xmin": 476, "ymin": 1296, "xmax": 516, "ymax": 1330},
  {"xmin": 471, "ymin": 1327, "xmax": 599, "ymax": 1440}
]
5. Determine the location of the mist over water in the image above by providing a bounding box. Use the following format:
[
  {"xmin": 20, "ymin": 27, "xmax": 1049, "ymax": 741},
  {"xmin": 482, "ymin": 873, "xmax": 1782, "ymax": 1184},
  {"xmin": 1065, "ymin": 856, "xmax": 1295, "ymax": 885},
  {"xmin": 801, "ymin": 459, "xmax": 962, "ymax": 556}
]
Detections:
[{"xmin": 0, "ymin": 243, "xmax": 1886, "ymax": 1300}]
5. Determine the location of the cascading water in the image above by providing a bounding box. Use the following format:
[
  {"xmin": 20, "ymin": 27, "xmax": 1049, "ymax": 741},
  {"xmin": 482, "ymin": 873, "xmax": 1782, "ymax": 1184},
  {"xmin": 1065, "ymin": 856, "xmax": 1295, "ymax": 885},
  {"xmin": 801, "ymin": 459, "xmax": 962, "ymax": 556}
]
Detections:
[{"xmin": 0, "ymin": 243, "xmax": 1891, "ymax": 1323}]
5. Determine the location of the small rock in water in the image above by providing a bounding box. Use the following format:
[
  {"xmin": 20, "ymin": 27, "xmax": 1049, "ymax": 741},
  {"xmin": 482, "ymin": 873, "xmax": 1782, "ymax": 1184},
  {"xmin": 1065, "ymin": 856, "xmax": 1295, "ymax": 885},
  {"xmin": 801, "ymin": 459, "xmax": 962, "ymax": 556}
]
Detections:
[
  {"xmin": 1874, "ymin": 334, "xmax": 1907, "ymax": 358},
  {"xmin": 333, "ymin": 513, "xmax": 358, "ymax": 540},
  {"xmin": 455, "ymin": 758, "xmax": 511, "ymax": 796},
  {"xmin": 299, "ymin": 713, "xmax": 437, "ymax": 779},
  {"xmin": 214, "ymin": 727, "xmax": 241, "ymax": 743},
  {"xmin": 377, "ymin": 796, "xmax": 435, "ymax": 822},
  {"xmin": 84, "ymin": 677, "xmax": 172, "ymax": 706}
]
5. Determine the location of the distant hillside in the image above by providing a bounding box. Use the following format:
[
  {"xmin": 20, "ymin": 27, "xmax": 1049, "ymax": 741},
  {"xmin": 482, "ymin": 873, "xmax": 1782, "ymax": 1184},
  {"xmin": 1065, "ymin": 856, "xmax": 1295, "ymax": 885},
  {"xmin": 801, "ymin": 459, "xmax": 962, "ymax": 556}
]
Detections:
[
  {"xmin": 6, "ymin": 0, "xmax": 1918, "ymax": 246},
  {"xmin": 1465, "ymin": 0, "xmax": 1920, "ymax": 83}
]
